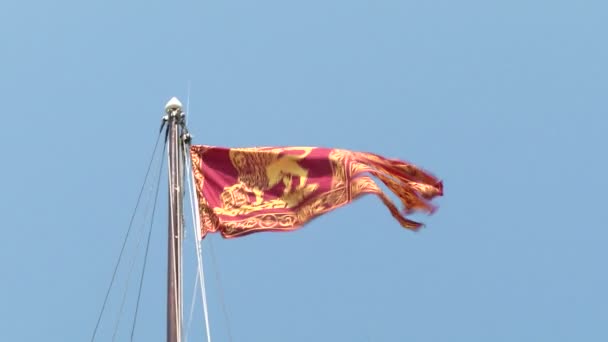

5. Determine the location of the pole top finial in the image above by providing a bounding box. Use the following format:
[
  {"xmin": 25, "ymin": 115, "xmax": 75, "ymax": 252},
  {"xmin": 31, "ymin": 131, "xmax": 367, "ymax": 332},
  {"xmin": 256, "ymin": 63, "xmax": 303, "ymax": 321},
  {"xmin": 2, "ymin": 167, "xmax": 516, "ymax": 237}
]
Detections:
[{"xmin": 165, "ymin": 97, "xmax": 183, "ymax": 114}]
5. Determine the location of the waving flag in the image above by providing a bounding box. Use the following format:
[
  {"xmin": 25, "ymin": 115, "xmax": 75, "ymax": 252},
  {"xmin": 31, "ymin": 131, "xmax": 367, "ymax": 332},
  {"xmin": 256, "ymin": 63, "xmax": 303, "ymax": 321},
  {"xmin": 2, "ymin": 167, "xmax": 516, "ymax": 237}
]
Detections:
[{"xmin": 190, "ymin": 145, "xmax": 443, "ymax": 238}]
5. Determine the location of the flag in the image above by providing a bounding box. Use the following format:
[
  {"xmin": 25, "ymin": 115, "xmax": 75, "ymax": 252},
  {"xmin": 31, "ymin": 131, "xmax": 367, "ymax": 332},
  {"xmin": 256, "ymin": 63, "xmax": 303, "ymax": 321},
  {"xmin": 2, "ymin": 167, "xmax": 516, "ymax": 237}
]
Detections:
[{"xmin": 190, "ymin": 145, "xmax": 443, "ymax": 238}]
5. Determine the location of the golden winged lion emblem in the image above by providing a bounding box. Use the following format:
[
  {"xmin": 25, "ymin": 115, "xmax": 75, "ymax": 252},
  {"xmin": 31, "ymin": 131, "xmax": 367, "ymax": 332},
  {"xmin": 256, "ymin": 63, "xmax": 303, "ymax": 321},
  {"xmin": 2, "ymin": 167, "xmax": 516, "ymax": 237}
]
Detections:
[{"xmin": 217, "ymin": 147, "xmax": 319, "ymax": 216}]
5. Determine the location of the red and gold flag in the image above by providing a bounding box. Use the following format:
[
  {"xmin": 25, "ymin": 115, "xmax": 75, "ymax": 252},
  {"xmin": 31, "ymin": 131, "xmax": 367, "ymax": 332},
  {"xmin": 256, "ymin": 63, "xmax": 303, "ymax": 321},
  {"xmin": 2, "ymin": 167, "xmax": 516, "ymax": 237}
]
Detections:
[{"xmin": 190, "ymin": 145, "xmax": 443, "ymax": 238}]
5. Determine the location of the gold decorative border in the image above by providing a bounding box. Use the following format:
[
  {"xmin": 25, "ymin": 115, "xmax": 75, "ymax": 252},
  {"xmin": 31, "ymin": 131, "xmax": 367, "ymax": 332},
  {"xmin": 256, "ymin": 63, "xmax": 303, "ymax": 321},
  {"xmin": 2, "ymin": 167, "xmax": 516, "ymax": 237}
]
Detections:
[{"xmin": 190, "ymin": 146, "xmax": 220, "ymax": 236}]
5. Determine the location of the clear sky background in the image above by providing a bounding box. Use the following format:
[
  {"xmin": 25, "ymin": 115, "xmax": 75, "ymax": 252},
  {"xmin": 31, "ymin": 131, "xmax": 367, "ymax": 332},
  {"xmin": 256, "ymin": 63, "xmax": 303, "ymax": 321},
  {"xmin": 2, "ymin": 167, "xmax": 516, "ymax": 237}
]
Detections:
[{"xmin": 1, "ymin": 0, "xmax": 606, "ymax": 341}]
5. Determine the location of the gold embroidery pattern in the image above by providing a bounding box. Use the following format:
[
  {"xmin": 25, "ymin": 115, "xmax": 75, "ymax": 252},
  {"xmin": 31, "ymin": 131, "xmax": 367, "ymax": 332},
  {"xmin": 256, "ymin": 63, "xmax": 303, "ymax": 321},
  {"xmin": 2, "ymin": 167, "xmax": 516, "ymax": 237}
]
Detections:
[
  {"xmin": 219, "ymin": 149, "xmax": 354, "ymax": 238},
  {"xmin": 214, "ymin": 147, "xmax": 319, "ymax": 216}
]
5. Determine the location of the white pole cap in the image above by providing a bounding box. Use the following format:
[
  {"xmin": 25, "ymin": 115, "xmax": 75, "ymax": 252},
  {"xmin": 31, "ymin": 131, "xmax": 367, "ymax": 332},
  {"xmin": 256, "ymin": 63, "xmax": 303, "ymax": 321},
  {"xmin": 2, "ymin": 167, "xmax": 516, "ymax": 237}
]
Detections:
[{"xmin": 165, "ymin": 97, "xmax": 183, "ymax": 114}]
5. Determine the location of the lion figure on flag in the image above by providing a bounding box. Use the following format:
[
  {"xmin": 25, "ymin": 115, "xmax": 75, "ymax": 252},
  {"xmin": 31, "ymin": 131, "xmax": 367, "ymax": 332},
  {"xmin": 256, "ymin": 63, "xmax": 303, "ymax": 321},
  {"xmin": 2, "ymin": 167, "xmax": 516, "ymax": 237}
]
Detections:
[{"xmin": 225, "ymin": 147, "xmax": 318, "ymax": 208}]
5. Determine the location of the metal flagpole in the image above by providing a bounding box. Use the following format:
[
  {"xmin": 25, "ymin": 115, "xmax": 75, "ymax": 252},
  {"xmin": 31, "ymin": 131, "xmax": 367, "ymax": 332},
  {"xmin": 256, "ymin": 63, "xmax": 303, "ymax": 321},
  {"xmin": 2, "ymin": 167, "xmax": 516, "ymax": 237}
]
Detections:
[{"xmin": 165, "ymin": 97, "xmax": 185, "ymax": 342}]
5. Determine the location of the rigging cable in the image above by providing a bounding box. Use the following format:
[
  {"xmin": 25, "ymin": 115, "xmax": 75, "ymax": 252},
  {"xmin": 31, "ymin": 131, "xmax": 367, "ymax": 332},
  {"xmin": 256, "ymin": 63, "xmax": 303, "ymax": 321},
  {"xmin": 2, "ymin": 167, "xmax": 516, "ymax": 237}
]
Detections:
[
  {"xmin": 185, "ymin": 145, "xmax": 212, "ymax": 342},
  {"xmin": 90, "ymin": 131, "xmax": 163, "ymax": 342},
  {"xmin": 182, "ymin": 89, "xmax": 202, "ymax": 342},
  {"xmin": 129, "ymin": 135, "xmax": 167, "ymax": 341},
  {"xmin": 112, "ymin": 138, "xmax": 166, "ymax": 341},
  {"xmin": 208, "ymin": 237, "xmax": 234, "ymax": 342},
  {"xmin": 110, "ymin": 202, "xmax": 153, "ymax": 341},
  {"xmin": 185, "ymin": 267, "xmax": 200, "ymax": 342},
  {"xmin": 183, "ymin": 136, "xmax": 198, "ymax": 342}
]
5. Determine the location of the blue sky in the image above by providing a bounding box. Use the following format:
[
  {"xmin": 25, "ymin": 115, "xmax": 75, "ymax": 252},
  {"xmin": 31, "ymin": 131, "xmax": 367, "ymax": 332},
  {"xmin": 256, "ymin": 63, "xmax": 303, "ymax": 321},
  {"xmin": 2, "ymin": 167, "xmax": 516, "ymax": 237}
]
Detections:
[{"xmin": 1, "ymin": 0, "xmax": 606, "ymax": 341}]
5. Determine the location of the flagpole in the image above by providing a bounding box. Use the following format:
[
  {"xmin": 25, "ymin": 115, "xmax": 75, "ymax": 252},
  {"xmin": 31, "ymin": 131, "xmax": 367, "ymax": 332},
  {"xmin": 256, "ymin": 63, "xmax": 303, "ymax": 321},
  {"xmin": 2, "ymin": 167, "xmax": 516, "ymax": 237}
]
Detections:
[{"xmin": 165, "ymin": 97, "xmax": 184, "ymax": 342}]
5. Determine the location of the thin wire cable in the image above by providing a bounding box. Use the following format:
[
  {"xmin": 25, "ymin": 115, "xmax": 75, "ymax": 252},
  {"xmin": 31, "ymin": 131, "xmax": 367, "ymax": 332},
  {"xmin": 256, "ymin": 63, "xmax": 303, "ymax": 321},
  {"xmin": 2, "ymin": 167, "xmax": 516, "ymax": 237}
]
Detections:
[
  {"xmin": 197, "ymin": 219, "xmax": 211, "ymax": 342},
  {"xmin": 90, "ymin": 132, "xmax": 163, "ymax": 342},
  {"xmin": 111, "ymin": 151, "xmax": 164, "ymax": 341},
  {"xmin": 183, "ymin": 143, "xmax": 196, "ymax": 342},
  {"xmin": 130, "ymin": 138, "xmax": 167, "ymax": 341},
  {"xmin": 111, "ymin": 243, "xmax": 142, "ymax": 341},
  {"xmin": 185, "ymin": 270, "xmax": 200, "ymax": 342},
  {"xmin": 183, "ymin": 89, "xmax": 199, "ymax": 342},
  {"xmin": 186, "ymin": 148, "xmax": 211, "ymax": 340},
  {"xmin": 185, "ymin": 148, "xmax": 212, "ymax": 342},
  {"xmin": 111, "ymin": 212, "xmax": 151, "ymax": 341},
  {"xmin": 208, "ymin": 238, "xmax": 234, "ymax": 342}
]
